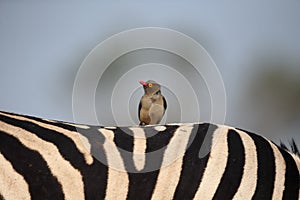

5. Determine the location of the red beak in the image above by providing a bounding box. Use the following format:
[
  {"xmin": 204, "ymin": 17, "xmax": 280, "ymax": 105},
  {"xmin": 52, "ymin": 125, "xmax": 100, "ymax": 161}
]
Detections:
[{"xmin": 139, "ymin": 81, "xmax": 147, "ymax": 87}]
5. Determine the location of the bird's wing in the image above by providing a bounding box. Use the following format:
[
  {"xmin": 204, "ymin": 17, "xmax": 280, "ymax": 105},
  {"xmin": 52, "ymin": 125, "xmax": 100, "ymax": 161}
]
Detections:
[
  {"xmin": 138, "ymin": 100, "xmax": 142, "ymax": 120},
  {"xmin": 163, "ymin": 96, "xmax": 167, "ymax": 113}
]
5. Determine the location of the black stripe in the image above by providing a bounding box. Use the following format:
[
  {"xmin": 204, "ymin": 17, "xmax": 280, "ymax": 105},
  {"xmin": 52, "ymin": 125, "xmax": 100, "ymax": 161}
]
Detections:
[
  {"xmin": 126, "ymin": 171, "xmax": 160, "ymax": 200},
  {"xmin": 213, "ymin": 129, "xmax": 245, "ymax": 200},
  {"xmin": 173, "ymin": 123, "xmax": 216, "ymax": 199},
  {"xmin": 279, "ymin": 148, "xmax": 299, "ymax": 200},
  {"xmin": 0, "ymin": 113, "xmax": 88, "ymax": 168},
  {"xmin": 0, "ymin": 131, "xmax": 64, "ymax": 200},
  {"xmin": 143, "ymin": 125, "xmax": 179, "ymax": 171},
  {"xmin": 112, "ymin": 127, "xmax": 135, "ymax": 172},
  {"xmin": 0, "ymin": 113, "xmax": 109, "ymax": 199},
  {"xmin": 112, "ymin": 127, "xmax": 135, "ymax": 152},
  {"xmin": 126, "ymin": 125, "xmax": 178, "ymax": 199},
  {"xmin": 0, "ymin": 111, "xmax": 90, "ymax": 132},
  {"xmin": 145, "ymin": 125, "xmax": 179, "ymax": 152},
  {"xmin": 78, "ymin": 127, "xmax": 109, "ymax": 199},
  {"xmin": 244, "ymin": 131, "xmax": 276, "ymax": 199}
]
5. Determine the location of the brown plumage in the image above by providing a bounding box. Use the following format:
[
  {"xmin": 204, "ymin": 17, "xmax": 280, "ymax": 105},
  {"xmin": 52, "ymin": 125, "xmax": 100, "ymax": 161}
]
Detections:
[{"xmin": 138, "ymin": 80, "xmax": 167, "ymax": 125}]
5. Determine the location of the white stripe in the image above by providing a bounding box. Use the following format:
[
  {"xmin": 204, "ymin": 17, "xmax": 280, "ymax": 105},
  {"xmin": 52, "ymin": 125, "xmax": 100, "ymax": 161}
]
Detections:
[
  {"xmin": 0, "ymin": 153, "xmax": 31, "ymax": 200},
  {"xmin": 154, "ymin": 125, "xmax": 167, "ymax": 131},
  {"xmin": 104, "ymin": 126, "xmax": 117, "ymax": 129},
  {"xmin": 130, "ymin": 127, "xmax": 147, "ymax": 171},
  {"xmin": 0, "ymin": 121, "xmax": 85, "ymax": 200},
  {"xmin": 1, "ymin": 112, "xmax": 93, "ymax": 165},
  {"xmin": 268, "ymin": 141, "xmax": 285, "ymax": 200},
  {"xmin": 166, "ymin": 122, "xmax": 185, "ymax": 126},
  {"xmin": 99, "ymin": 128, "xmax": 129, "ymax": 200},
  {"xmin": 232, "ymin": 129, "xmax": 257, "ymax": 200},
  {"xmin": 151, "ymin": 124, "xmax": 193, "ymax": 200},
  {"xmin": 194, "ymin": 125, "xmax": 229, "ymax": 199},
  {"xmin": 62, "ymin": 122, "xmax": 90, "ymax": 129}
]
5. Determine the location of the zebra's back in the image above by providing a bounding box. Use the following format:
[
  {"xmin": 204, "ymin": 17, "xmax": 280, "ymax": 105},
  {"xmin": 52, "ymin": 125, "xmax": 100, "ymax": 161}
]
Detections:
[{"xmin": 0, "ymin": 111, "xmax": 299, "ymax": 200}]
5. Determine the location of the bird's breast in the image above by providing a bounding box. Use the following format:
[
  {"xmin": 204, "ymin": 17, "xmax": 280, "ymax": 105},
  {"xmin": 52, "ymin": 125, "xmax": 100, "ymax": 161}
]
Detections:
[{"xmin": 141, "ymin": 97, "xmax": 153, "ymax": 110}]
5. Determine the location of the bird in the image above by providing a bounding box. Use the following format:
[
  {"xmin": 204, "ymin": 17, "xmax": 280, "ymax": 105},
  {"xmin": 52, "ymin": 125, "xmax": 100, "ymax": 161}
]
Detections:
[{"xmin": 138, "ymin": 80, "xmax": 167, "ymax": 125}]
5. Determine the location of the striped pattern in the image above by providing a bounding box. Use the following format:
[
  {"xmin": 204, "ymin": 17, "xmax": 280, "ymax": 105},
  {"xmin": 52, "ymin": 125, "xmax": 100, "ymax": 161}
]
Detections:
[{"xmin": 0, "ymin": 111, "xmax": 299, "ymax": 200}]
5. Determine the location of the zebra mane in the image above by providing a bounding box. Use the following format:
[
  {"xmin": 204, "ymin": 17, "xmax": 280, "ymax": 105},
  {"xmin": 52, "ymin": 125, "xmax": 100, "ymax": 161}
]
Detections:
[{"xmin": 280, "ymin": 139, "xmax": 300, "ymax": 157}]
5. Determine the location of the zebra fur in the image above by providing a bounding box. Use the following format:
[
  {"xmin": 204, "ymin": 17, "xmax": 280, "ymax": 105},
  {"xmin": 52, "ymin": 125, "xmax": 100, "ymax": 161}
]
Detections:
[{"xmin": 0, "ymin": 111, "xmax": 299, "ymax": 200}]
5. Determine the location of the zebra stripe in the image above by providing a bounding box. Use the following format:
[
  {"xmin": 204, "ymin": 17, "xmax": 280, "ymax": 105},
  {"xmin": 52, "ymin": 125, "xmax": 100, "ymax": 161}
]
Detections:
[
  {"xmin": 232, "ymin": 128, "xmax": 257, "ymax": 199},
  {"xmin": 100, "ymin": 128, "xmax": 129, "ymax": 200},
  {"xmin": 0, "ymin": 153, "xmax": 30, "ymax": 200},
  {"xmin": 269, "ymin": 139, "xmax": 285, "ymax": 200},
  {"xmin": 194, "ymin": 125, "xmax": 228, "ymax": 199},
  {"xmin": 151, "ymin": 124, "xmax": 193, "ymax": 200},
  {"xmin": 0, "ymin": 111, "xmax": 299, "ymax": 200},
  {"xmin": 130, "ymin": 127, "xmax": 146, "ymax": 171},
  {"xmin": 0, "ymin": 116, "xmax": 84, "ymax": 200}
]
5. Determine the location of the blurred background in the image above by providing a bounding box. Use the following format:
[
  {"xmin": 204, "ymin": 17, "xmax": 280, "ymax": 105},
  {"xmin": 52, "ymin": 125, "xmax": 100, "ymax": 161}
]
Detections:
[{"xmin": 0, "ymin": 1, "xmax": 299, "ymax": 145}]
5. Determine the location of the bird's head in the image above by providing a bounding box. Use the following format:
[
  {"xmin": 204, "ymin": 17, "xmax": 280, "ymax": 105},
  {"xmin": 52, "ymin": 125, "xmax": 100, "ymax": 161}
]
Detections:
[{"xmin": 139, "ymin": 80, "xmax": 161, "ymax": 96}]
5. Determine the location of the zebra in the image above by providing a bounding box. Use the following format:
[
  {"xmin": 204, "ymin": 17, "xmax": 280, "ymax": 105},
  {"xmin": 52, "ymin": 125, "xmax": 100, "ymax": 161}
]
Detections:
[{"xmin": 0, "ymin": 110, "xmax": 299, "ymax": 200}]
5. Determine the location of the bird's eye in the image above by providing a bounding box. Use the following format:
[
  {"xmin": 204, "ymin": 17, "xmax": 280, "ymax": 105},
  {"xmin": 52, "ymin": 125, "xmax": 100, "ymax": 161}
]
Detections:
[{"xmin": 148, "ymin": 83, "xmax": 153, "ymax": 88}]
